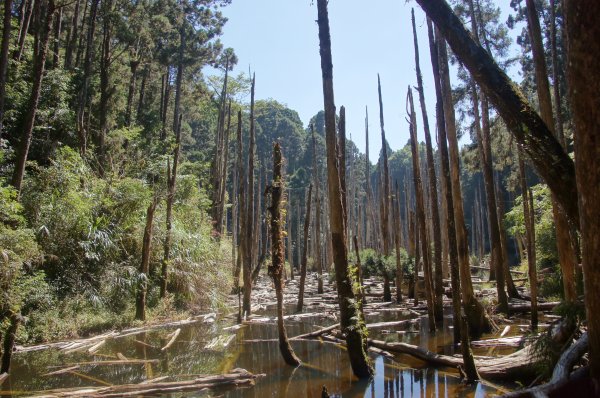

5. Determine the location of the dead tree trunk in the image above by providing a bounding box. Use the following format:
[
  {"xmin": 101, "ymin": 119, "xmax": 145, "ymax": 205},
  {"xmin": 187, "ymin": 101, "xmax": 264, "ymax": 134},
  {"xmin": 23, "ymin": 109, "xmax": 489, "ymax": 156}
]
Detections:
[
  {"xmin": 526, "ymin": 0, "xmax": 578, "ymax": 304},
  {"xmin": 427, "ymin": 18, "xmax": 461, "ymax": 344},
  {"xmin": 412, "ymin": 9, "xmax": 443, "ymax": 321},
  {"xmin": 408, "ymin": 87, "xmax": 436, "ymax": 332},
  {"xmin": 11, "ymin": 0, "xmax": 55, "ymax": 195},
  {"xmin": 437, "ymin": 32, "xmax": 493, "ymax": 336},
  {"xmin": 393, "ymin": 183, "xmax": 403, "ymax": 303},
  {"xmin": 242, "ymin": 74, "xmax": 256, "ymax": 317},
  {"xmin": 160, "ymin": 114, "xmax": 182, "ymax": 299},
  {"xmin": 377, "ymin": 75, "xmax": 392, "ymax": 303},
  {"xmin": 268, "ymin": 142, "xmax": 301, "ymax": 367},
  {"xmin": 415, "ymin": 0, "xmax": 578, "ymax": 227},
  {"xmin": 311, "ymin": 125, "xmax": 324, "ymax": 293},
  {"xmin": 63, "ymin": 0, "xmax": 79, "ymax": 69},
  {"xmin": 135, "ymin": 196, "xmax": 158, "ymax": 321},
  {"xmin": 316, "ymin": 0, "xmax": 373, "ymax": 378},
  {"xmin": 233, "ymin": 111, "xmax": 244, "ymax": 290},
  {"xmin": 297, "ymin": 185, "xmax": 312, "ymax": 312}
]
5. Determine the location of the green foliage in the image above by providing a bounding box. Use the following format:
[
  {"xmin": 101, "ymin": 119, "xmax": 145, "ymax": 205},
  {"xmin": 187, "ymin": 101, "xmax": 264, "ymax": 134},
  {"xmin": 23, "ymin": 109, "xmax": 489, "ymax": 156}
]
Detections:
[{"xmin": 352, "ymin": 248, "xmax": 413, "ymax": 279}]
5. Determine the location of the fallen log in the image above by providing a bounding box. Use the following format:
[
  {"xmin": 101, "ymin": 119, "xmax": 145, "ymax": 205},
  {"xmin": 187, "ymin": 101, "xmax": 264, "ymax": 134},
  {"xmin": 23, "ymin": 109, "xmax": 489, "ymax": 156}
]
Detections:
[
  {"xmin": 68, "ymin": 359, "xmax": 159, "ymax": 366},
  {"xmin": 508, "ymin": 301, "xmax": 560, "ymax": 313},
  {"xmin": 27, "ymin": 368, "xmax": 263, "ymax": 397},
  {"xmin": 368, "ymin": 338, "xmax": 538, "ymax": 380},
  {"xmin": 161, "ymin": 328, "xmax": 181, "ymax": 351},
  {"xmin": 290, "ymin": 323, "xmax": 340, "ymax": 340},
  {"xmin": 0, "ymin": 373, "xmax": 8, "ymax": 385},
  {"xmin": 500, "ymin": 332, "xmax": 589, "ymax": 397}
]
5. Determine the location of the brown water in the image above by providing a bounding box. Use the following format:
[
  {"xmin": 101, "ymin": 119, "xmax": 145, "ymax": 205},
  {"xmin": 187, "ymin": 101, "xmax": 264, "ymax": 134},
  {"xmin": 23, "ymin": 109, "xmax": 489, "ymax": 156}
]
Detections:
[{"xmin": 1, "ymin": 300, "xmax": 522, "ymax": 397}]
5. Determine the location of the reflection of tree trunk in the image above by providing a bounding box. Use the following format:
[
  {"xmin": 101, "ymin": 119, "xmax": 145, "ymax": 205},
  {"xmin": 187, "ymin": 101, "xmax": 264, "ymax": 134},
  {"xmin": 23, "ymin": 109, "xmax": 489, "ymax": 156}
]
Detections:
[
  {"xmin": 437, "ymin": 33, "xmax": 492, "ymax": 336},
  {"xmin": 412, "ymin": 9, "xmax": 442, "ymax": 321},
  {"xmin": 408, "ymin": 88, "xmax": 436, "ymax": 331},
  {"xmin": 268, "ymin": 143, "xmax": 301, "ymax": 366},
  {"xmin": 297, "ymin": 185, "xmax": 312, "ymax": 312},
  {"xmin": 316, "ymin": 0, "xmax": 372, "ymax": 378},
  {"xmin": 136, "ymin": 197, "xmax": 158, "ymax": 321}
]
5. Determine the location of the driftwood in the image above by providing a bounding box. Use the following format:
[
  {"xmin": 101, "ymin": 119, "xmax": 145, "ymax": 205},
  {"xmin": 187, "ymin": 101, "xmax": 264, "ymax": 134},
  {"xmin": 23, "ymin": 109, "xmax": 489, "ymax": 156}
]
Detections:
[
  {"xmin": 16, "ymin": 314, "xmax": 216, "ymax": 353},
  {"xmin": 160, "ymin": 328, "xmax": 181, "ymax": 351},
  {"xmin": 0, "ymin": 372, "xmax": 7, "ymax": 385},
  {"xmin": 27, "ymin": 368, "xmax": 263, "ymax": 397},
  {"xmin": 500, "ymin": 332, "xmax": 589, "ymax": 397},
  {"xmin": 67, "ymin": 359, "xmax": 159, "ymax": 366}
]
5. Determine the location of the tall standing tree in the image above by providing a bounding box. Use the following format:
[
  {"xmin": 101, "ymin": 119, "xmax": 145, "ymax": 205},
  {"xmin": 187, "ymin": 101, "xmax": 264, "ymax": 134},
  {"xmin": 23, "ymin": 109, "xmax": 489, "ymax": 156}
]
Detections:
[
  {"xmin": 12, "ymin": 0, "xmax": 56, "ymax": 194},
  {"xmin": 268, "ymin": 142, "xmax": 301, "ymax": 367},
  {"xmin": 316, "ymin": 0, "xmax": 373, "ymax": 378},
  {"xmin": 563, "ymin": 0, "xmax": 600, "ymax": 389},
  {"xmin": 411, "ymin": 9, "xmax": 443, "ymax": 320}
]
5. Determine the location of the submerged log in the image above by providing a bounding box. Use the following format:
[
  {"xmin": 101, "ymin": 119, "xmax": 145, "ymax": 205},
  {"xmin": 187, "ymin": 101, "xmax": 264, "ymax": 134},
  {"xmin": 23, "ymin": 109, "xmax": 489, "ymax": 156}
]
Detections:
[{"xmin": 27, "ymin": 368, "xmax": 264, "ymax": 397}]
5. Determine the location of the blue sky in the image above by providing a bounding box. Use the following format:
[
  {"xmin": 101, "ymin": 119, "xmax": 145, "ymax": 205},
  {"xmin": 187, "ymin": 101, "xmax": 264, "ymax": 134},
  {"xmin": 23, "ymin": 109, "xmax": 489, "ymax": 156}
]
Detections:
[{"xmin": 207, "ymin": 0, "xmax": 521, "ymax": 160}]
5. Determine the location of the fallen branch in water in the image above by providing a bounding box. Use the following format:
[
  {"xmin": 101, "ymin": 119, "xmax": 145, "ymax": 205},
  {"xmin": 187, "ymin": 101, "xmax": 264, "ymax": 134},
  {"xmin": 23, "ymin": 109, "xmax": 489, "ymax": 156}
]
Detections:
[
  {"xmin": 27, "ymin": 368, "xmax": 263, "ymax": 397},
  {"xmin": 161, "ymin": 328, "xmax": 181, "ymax": 351}
]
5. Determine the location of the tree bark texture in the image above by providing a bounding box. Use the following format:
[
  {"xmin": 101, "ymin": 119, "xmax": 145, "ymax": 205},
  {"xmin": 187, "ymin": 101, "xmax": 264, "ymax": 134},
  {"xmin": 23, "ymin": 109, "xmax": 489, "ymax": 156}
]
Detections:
[
  {"xmin": 564, "ymin": 0, "xmax": 600, "ymax": 388},
  {"xmin": 316, "ymin": 0, "xmax": 373, "ymax": 378},
  {"xmin": 268, "ymin": 142, "xmax": 301, "ymax": 366}
]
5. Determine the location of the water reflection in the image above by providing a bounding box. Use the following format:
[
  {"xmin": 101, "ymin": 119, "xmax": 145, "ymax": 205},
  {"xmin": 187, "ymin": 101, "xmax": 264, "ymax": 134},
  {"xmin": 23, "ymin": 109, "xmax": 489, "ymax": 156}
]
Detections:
[{"xmin": 2, "ymin": 304, "xmax": 510, "ymax": 397}]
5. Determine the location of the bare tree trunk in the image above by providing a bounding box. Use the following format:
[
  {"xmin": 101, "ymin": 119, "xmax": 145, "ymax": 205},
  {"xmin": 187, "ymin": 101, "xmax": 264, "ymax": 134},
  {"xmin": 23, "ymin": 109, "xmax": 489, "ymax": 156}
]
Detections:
[
  {"xmin": 135, "ymin": 196, "xmax": 158, "ymax": 321},
  {"xmin": 11, "ymin": 0, "xmax": 54, "ymax": 195},
  {"xmin": 311, "ymin": 124, "xmax": 324, "ymax": 293},
  {"xmin": 519, "ymin": 151, "xmax": 538, "ymax": 330},
  {"xmin": 0, "ymin": 0, "xmax": 13, "ymax": 136},
  {"xmin": 376, "ymin": 76, "xmax": 392, "ymax": 302},
  {"xmin": 0, "ymin": 312, "xmax": 20, "ymax": 373},
  {"xmin": 160, "ymin": 114, "xmax": 182, "ymax": 299},
  {"xmin": 242, "ymin": 74, "xmax": 256, "ymax": 316},
  {"xmin": 287, "ymin": 205, "xmax": 294, "ymax": 280},
  {"xmin": 415, "ymin": 0, "xmax": 578, "ymax": 227},
  {"xmin": 496, "ymin": 174, "xmax": 520, "ymax": 299},
  {"xmin": 297, "ymin": 185, "xmax": 312, "ymax": 312},
  {"xmin": 63, "ymin": 0, "xmax": 80, "ymax": 69},
  {"xmin": 316, "ymin": 0, "xmax": 373, "ymax": 378},
  {"xmin": 408, "ymin": 87, "xmax": 436, "ymax": 331},
  {"xmin": 76, "ymin": 0, "xmax": 100, "ymax": 156},
  {"xmin": 98, "ymin": 0, "xmax": 114, "ymax": 172},
  {"xmin": 268, "ymin": 142, "xmax": 301, "ymax": 366},
  {"xmin": 526, "ymin": 0, "xmax": 578, "ymax": 304},
  {"xmin": 564, "ymin": 2, "xmax": 600, "ymax": 387},
  {"xmin": 428, "ymin": 17, "xmax": 461, "ymax": 344},
  {"xmin": 393, "ymin": 183, "xmax": 403, "ymax": 303},
  {"xmin": 125, "ymin": 55, "xmax": 140, "ymax": 127},
  {"xmin": 233, "ymin": 111, "xmax": 244, "ymax": 291},
  {"xmin": 412, "ymin": 9, "xmax": 443, "ymax": 320},
  {"xmin": 172, "ymin": 27, "xmax": 185, "ymax": 133},
  {"xmin": 14, "ymin": 0, "xmax": 33, "ymax": 61},
  {"xmin": 136, "ymin": 65, "xmax": 148, "ymax": 125},
  {"xmin": 50, "ymin": 6, "xmax": 61, "ymax": 67},
  {"xmin": 437, "ymin": 32, "xmax": 492, "ymax": 336}
]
